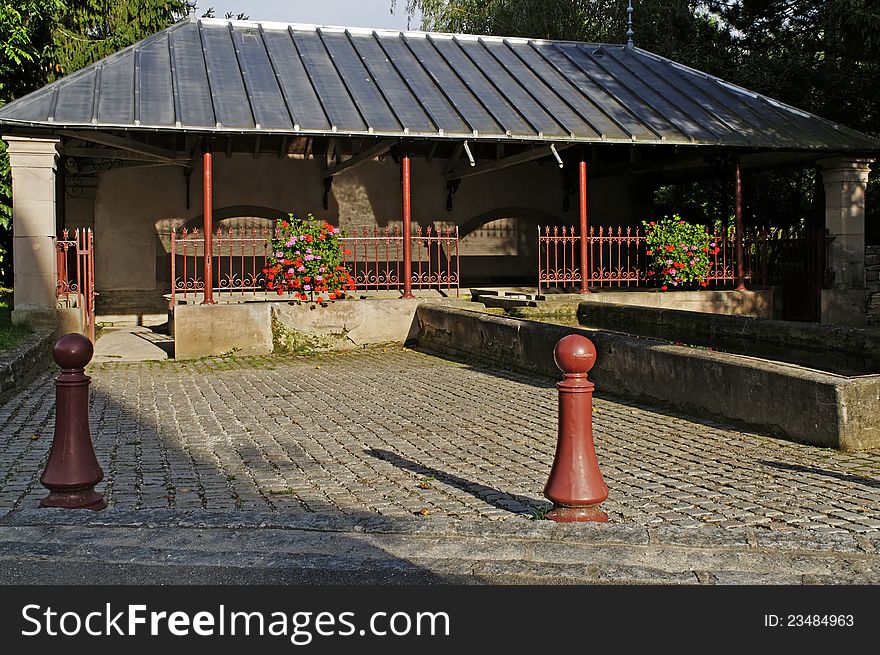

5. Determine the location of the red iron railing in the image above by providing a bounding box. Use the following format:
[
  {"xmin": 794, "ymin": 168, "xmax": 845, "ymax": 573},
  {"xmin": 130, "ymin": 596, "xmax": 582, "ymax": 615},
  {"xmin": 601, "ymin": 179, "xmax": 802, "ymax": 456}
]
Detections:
[
  {"xmin": 171, "ymin": 224, "xmax": 460, "ymax": 301},
  {"xmin": 55, "ymin": 228, "xmax": 96, "ymax": 342},
  {"xmin": 538, "ymin": 225, "xmax": 820, "ymax": 293}
]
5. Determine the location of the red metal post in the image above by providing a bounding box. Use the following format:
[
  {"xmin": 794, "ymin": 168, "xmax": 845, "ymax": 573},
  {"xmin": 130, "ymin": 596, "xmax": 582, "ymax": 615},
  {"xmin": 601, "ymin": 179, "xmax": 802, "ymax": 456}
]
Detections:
[
  {"xmin": 39, "ymin": 334, "xmax": 105, "ymax": 510},
  {"xmin": 544, "ymin": 334, "xmax": 608, "ymax": 522},
  {"xmin": 202, "ymin": 147, "xmax": 216, "ymax": 304},
  {"xmin": 579, "ymin": 158, "xmax": 590, "ymax": 294},
  {"xmin": 734, "ymin": 160, "xmax": 746, "ymax": 291},
  {"xmin": 401, "ymin": 152, "xmax": 414, "ymax": 298}
]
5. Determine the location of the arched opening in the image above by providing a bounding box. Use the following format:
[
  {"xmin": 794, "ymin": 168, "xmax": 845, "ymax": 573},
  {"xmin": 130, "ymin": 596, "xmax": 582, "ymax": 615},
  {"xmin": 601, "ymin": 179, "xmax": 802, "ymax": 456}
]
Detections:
[
  {"xmin": 458, "ymin": 208, "xmax": 565, "ymax": 287},
  {"xmin": 179, "ymin": 205, "xmax": 288, "ymax": 232},
  {"xmin": 158, "ymin": 206, "xmax": 287, "ymax": 291}
]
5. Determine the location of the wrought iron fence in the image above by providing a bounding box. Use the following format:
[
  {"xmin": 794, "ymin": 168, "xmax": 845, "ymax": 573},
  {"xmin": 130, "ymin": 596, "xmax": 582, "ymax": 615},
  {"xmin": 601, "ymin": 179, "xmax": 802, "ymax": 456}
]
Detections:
[
  {"xmin": 342, "ymin": 225, "xmax": 459, "ymax": 293},
  {"xmin": 538, "ymin": 225, "xmax": 822, "ymax": 293},
  {"xmin": 55, "ymin": 228, "xmax": 96, "ymax": 342},
  {"xmin": 171, "ymin": 224, "xmax": 460, "ymax": 301}
]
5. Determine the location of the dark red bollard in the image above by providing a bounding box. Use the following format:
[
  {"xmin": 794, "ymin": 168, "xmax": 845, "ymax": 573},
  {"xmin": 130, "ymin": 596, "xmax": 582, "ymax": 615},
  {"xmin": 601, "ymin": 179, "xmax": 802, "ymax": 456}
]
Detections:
[
  {"xmin": 39, "ymin": 333, "xmax": 106, "ymax": 510},
  {"xmin": 544, "ymin": 334, "xmax": 608, "ymax": 522}
]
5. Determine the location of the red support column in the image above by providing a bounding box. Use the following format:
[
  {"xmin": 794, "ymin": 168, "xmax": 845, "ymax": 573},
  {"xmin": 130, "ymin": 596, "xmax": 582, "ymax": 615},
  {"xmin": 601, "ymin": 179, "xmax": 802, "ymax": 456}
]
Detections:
[
  {"xmin": 202, "ymin": 147, "xmax": 216, "ymax": 304},
  {"xmin": 579, "ymin": 158, "xmax": 590, "ymax": 294},
  {"xmin": 734, "ymin": 160, "xmax": 746, "ymax": 291},
  {"xmin": 401, "ymin": 152, "xmax": 414, "ymax": 298}
]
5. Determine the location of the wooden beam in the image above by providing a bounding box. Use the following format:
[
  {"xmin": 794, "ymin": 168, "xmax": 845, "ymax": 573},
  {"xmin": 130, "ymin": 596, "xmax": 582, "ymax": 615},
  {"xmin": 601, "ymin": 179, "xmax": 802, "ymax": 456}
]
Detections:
[
  {"xmin": 426, "ymin": 141, "xmax": 438, "ymax": 163},
  {"xmin": 59, "ymin": 130, "xmax": 186, "ymax": 166},
  {"xmin": 325, "ymin": 137, "xmax": 337, "ymax": 168},
  {"xmin": 444, "ymin": 142, "xmax": 464, "ymax": 175},
  {"xmin": 64, "ymin": 147, "xmax": 170, "ymax": 162},
  {"xmin": 322, "ymin": 139, "xmax": 394, "ymax": 178},
  {"xmin": 445, "ymin": 144, "xmax": 572, "ymax": 182}
]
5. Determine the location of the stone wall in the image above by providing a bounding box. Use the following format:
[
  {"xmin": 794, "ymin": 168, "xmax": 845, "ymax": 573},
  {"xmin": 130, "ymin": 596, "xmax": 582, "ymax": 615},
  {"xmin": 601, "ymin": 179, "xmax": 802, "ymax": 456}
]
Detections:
[
  {"xmin": 867, "ymin": 245, "xmax": 880, "ymax": 326},
  {"xmin": 415, "ymin": 304, "xmax": 880, "ymax": 451},
  {"xmin": 0, "ymin": 328, "xmax": 54, "ymax": 399}
]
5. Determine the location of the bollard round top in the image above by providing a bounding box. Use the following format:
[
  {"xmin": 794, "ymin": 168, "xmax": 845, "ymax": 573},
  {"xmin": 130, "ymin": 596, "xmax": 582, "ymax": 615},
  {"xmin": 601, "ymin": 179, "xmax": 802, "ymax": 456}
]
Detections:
[
  {"xmin": 554, "ymin": 334, "xmax": 596, "ymax": 374},
  {"xmin": 53, "ymin": 333, "xmax": 93, "ymax": 369}
]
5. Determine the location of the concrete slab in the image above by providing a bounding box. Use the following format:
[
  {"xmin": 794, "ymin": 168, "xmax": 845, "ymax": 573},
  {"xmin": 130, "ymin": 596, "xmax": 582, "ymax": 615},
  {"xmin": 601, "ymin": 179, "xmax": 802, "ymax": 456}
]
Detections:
[{"xmin": 93, "ymin": 326, "xmax": 172, "ymax": 363}]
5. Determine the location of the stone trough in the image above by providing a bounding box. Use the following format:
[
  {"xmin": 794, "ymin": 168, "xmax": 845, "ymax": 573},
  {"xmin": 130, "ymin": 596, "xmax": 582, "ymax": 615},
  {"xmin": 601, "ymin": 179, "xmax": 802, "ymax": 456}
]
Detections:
[{"xmin": 415, "ymin": 304, "xmax": 880, "ymax": 451}]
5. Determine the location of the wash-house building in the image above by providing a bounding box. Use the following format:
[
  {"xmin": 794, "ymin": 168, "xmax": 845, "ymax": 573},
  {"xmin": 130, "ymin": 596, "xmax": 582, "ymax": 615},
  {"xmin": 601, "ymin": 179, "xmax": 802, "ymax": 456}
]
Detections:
[{"xmin": 0, "ymin": 15, "xmax": 877, "ymax": 344}]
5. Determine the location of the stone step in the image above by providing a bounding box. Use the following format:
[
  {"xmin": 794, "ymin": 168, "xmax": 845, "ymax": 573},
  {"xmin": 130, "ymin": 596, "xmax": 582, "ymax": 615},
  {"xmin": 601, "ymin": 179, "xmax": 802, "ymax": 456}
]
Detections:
[{"xmin": 1, "ymin": 511, "xmax": 876, "ymax": 584}]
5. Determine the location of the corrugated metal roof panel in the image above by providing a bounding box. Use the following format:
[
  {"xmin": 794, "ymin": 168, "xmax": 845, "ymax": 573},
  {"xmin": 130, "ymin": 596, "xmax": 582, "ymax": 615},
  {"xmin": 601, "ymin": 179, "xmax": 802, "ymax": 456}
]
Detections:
[
  {"xmin": 292, "ymin": 29, "xmax": 366, "ymax": 132},
  {"xmin": 0, "ymin": 17, "xmax": 877, "ymax": 152}
]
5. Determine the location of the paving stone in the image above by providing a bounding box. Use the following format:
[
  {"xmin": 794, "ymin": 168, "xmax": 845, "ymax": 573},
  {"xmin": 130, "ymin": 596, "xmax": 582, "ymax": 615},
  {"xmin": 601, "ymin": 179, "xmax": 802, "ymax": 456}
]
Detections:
[{"xmin": 0, "ymin": 347, "xmax": 878, "ymax": 539}]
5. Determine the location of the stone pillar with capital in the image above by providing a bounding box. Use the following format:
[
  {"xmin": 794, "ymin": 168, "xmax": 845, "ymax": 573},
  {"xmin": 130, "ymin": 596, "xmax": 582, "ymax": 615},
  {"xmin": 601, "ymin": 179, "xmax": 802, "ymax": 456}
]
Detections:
[
  {"xmin": 819, "ymin": 157, "xmax": 874, "ymax": 326},
  {"xmin": 3, "ymin": 136, "xmax": 61, "ymax": 326}
]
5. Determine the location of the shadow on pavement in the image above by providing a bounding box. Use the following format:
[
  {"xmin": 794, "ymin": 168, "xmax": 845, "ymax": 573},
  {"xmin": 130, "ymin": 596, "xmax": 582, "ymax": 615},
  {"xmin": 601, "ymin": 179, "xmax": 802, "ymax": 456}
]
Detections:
[
  {"xmin": 367, "ymin": 448, "xmax": 551, "ymax": 517},
  {"xmin": 759, "ymin": 460, "xmax": 880, "ymax": 489}
]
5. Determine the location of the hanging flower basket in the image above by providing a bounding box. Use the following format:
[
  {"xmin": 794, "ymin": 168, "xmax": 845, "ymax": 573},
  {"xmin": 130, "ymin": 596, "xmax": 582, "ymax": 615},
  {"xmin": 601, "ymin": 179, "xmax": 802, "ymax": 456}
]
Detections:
[
  {"xmin": 263, "ymin": 214, "xmax": 355, "ymax": 303},
  {"xmin": 643, "ymin": 215, "xmax": 717, "ymax": 290}
]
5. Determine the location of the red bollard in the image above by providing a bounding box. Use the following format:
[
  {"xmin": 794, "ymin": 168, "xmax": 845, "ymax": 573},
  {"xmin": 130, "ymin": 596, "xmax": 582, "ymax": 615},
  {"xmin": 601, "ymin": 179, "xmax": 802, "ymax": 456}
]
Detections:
[
  {"xmin": 544, "ymin": 334, "xmax": 608, "ymax": 522},
  {"xmin": 39, "ymin": 333, "xmax": 106, "ymax": 510}
]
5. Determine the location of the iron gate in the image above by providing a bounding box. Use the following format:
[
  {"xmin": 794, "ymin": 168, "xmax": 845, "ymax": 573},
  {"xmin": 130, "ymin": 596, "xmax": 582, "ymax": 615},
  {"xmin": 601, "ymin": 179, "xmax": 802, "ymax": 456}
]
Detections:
[{"xmin": 55, "ymin": 228, "xmax": 96, "ymax": 342}]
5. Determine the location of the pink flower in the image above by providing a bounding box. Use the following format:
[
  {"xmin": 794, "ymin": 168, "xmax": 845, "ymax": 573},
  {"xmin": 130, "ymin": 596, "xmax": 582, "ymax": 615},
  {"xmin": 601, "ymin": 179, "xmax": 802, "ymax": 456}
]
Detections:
[
  {"xmin": 303, "ymin": 284, "xmax": 311, "ymax": 291},
  {"xmin": 666, "ymin": 260, "xmax": 673, "ymax": 265},
  {"xmin": 275, "ymin": 251, "xmax": 284, "ymax": 258}
]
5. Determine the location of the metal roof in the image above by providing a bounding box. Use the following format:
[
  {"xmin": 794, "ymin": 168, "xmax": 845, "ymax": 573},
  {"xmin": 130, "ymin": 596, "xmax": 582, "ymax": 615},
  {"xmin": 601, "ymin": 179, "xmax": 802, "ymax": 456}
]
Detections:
[{"xmin": 1, "ymin": 17, "xmax": 878, "ymax": 151}]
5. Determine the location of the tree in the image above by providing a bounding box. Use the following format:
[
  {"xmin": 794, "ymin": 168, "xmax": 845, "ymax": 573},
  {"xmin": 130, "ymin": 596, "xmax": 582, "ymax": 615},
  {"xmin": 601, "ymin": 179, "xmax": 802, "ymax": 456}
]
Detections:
[
  {"xmin": 49, "ymin": 1, "xmax": 188, "ymax": 75},
  {"xmin": 394, "ymin": 0, "xmax": 734, "ymax": 74},
  {"xmin": 394, "ymin": 1, "xmax": 878, "ymax": 236},
  {"xmin": 0, "ymin": 1, "xmax": 63, "ymax": 281},
  {"xmin": 0, "ymin": 1, "xmax": 248, "ymax": 284},
  {"xmin": 705, "ymin": 1, "xmax": 880, "ymax": 236}
]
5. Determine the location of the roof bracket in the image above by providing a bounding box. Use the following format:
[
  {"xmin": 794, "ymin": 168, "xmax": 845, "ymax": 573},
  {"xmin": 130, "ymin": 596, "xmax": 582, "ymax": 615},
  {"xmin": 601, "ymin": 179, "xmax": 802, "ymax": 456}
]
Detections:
[
  {"xmin": 463, "ymin": 140, "xmax": 476, "ymax": 167},
  {"xmin": 550, "ymin": 144, "xmax": 564, "ymax": 168},
  {"xmin": 322, "ymin": 139, "xmax": 394, "ymax": 178},
  {"xmin": 446, "ymin": 143, "xmax": 572, "ymax": 183}
]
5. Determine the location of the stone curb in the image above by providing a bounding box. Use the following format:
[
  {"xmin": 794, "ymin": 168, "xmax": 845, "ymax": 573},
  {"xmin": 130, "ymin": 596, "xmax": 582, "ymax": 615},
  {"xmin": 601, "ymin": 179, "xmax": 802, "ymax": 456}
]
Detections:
[{"xmin": 3, "ymin": 508, "xmax": 876, "ymax": 556}]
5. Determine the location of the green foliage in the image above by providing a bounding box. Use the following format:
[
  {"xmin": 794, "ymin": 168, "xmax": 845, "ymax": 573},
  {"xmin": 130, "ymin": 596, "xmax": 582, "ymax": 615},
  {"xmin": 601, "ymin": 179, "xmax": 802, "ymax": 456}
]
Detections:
[
  {"xmin": 395, "ymin": 1, "xmax": 879, "ymax": 240},
  {"xmin": 0, "ymin": 289, "xmax": 31, "ymax": 352},
  {"xmin": 0, "ymin": 0, "xmax": 61, "ymax": 102},
  {"xmin": 49, "ymin": 1, "xmax": 188, "ymax": 76},
  {"xmin": 0, "ymin": 1, "xmax": 247, "ymax": 284},
  {"xmin": 394, "ymin": 1, "xmax": 735, "ymax": 74},
  {"xmin": 643, "ymin": 216, "xmax": 712, "ymax": 289},
  {"xmin": 264, "ymin": 215, "xmax": 355, "ymax": 302}
]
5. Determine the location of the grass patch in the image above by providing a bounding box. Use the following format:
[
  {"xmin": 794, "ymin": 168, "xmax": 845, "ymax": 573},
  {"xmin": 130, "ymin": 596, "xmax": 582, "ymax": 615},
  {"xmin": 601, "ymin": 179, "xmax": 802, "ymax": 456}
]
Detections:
[{"xmin": 0, "ymin": 290, "xmax": 31, "ymax": 353}]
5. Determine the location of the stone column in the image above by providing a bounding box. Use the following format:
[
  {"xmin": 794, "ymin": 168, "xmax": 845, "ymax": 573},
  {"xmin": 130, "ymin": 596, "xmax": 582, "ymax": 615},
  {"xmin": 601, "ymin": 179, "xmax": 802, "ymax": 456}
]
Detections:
[
  {"xmin": 819, "ymin": 157, "xmax": 873, "ymax": 326},
  {"xmin": 3, "ymin": 136, "xmax": 61, "ymax": 326}
]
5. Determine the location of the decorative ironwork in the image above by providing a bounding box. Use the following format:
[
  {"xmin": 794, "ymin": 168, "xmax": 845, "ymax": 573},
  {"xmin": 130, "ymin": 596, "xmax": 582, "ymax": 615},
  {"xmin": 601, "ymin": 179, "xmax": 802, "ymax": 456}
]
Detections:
[
  {"xmin": 55, "ymin": 228, "xmax": 96, "ymax": 342},
  {"xmin": 538, "ymin": 224, "xmax": 824, "ymax": 293},
  {"xmin": 171, "ymin": 223, "xmax": 461, "ymax": 301}
]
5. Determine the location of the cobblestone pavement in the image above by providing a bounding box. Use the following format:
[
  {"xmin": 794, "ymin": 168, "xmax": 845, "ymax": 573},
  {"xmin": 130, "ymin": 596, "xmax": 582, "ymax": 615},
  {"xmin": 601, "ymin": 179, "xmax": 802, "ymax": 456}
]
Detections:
[{"xmin": 1, "ymin": 346, "xmax": 878, "ymax": 535}]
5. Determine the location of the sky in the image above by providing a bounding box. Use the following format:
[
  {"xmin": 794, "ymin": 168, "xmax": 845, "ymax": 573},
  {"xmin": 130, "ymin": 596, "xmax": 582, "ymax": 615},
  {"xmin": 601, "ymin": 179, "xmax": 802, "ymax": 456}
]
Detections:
[{"xmin": 202, "ymin": 0, "xmax": 421, "ymax": 30}]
